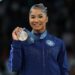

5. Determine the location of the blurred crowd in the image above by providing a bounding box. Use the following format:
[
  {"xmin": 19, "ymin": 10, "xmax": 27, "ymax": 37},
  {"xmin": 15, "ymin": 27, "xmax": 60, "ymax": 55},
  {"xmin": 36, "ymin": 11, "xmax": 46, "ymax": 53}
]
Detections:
[{"xmin": 0, "ymin": 0, "xmax": 75, "ymax": 75}]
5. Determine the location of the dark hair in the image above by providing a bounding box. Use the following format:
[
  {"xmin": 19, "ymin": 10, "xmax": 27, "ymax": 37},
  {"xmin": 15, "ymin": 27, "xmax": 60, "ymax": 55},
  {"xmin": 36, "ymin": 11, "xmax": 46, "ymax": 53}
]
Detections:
[{"xmin": 30, "ymin": 3, "xmax": 47, "ymax": 15}]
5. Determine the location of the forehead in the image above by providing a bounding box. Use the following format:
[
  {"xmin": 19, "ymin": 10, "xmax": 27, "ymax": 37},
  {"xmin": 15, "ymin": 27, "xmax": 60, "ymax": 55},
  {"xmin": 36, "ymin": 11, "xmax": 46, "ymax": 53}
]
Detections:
[{"xmin": 29, "ymin": 8, "xmax": 46, "ymax": 15}]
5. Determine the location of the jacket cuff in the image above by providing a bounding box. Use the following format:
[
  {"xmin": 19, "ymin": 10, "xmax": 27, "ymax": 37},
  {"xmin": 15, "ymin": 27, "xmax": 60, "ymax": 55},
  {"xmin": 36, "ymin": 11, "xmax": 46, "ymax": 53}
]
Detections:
[{"xmin": 12, "ymin": 40, "xmax": 22, "ymax": 48}]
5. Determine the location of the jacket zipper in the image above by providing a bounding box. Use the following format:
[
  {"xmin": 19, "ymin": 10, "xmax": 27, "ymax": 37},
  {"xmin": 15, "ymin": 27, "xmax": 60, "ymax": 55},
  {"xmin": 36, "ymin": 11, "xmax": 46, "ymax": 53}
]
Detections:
[{"xmin": 43, "ymin": 43, "xmax": 45, "ymax": 75}]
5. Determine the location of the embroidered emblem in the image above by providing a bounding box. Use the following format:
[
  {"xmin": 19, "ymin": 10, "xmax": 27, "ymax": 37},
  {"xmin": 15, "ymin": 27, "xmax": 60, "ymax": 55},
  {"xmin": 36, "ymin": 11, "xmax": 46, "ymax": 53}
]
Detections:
[{"xmin": 46, "ymin": 40, "xmax": 55, "ymax": 46}]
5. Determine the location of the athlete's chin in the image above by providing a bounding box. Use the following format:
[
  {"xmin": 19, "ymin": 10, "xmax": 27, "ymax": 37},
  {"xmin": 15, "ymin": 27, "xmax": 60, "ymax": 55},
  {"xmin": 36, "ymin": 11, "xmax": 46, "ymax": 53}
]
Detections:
[
  {"xmin": 33, "ymin": 28, "xmax": 41, "ymax": 31},
  {"xmin": 32, "ymin": 27, "xmax": 41, "ymax": 30}
]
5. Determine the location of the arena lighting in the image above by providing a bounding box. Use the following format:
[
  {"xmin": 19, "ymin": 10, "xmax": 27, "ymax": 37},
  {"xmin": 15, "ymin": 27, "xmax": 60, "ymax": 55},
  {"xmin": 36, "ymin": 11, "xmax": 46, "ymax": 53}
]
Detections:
[
  {"xmin": 0, "ymin": 0, "xmax": 3, "ymax": 4},
  {"xmin": 0, "ymin": 0, "xmax": 3, "ymax": 2}
]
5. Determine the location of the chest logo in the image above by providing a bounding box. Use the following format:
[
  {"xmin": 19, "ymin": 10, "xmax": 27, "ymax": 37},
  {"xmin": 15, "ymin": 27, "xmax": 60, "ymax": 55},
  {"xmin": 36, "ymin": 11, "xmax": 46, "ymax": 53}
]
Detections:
[{"xmin": 46, "ymin": 40, "xmax": 55, "ymax": 46}]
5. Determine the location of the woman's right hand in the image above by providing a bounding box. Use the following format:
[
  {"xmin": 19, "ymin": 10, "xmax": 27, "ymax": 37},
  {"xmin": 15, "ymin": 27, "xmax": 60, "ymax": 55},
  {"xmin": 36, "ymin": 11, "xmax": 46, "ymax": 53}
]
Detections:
[{"xmin": 12, "ymin": 27, "xmax": 23, "ymax": 40}]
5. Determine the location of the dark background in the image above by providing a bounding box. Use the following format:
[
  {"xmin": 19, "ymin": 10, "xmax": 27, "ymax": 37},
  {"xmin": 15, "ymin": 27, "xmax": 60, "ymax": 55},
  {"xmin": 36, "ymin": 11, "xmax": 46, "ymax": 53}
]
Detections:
[{"xmin": 0, "ymin": 0, "xmax": 75, "ymax": 75}]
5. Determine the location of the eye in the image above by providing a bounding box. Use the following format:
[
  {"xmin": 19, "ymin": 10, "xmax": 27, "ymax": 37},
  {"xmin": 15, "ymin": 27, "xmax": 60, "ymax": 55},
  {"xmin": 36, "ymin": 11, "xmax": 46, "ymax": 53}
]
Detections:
[
  {"xmin": 38, "ymin": 15, "xmax": 43, "ymax": 18},
  {"xmin": 30, "ymin": 15, "xmax": 35, "ymax": 19}
]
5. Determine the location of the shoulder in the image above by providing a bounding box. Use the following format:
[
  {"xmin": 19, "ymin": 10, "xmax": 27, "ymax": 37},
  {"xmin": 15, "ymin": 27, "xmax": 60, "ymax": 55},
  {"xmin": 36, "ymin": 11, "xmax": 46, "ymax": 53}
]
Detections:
[{"xmin": 46, "ymin": 32, "xmax": 65, "ymax": 46}]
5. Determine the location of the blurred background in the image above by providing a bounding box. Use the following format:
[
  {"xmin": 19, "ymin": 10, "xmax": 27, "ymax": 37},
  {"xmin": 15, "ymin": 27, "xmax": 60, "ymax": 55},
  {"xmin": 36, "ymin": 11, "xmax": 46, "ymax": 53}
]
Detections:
[{"xmin": 0, "ymin": 0, "xmax": 75, "ymax": 75}]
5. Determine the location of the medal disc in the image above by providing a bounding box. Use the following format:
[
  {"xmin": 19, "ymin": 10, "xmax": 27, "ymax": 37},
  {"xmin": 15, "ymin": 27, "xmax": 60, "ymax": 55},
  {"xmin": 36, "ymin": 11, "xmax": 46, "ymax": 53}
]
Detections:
[{"xmin": 18, "ymin": 30, "xmax": 28, "ymax": 41}]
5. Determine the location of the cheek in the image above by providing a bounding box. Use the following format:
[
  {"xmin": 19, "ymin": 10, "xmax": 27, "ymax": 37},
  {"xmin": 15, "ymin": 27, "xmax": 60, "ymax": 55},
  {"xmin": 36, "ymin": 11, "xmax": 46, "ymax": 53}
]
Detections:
[
  {"xmin": 29, "ymin": 19, "xmax": 33, "ymax": 23},
  {"xmin": 29, "ymin": 20, "xmax": 33, "ymax": 26},
  {"xmin": 41, "ymin": 18, "xmax": 47, "ymax": 23},
  {"xmin": 41, "ymin": 21, "xmax": 46, "ymax": 25}
]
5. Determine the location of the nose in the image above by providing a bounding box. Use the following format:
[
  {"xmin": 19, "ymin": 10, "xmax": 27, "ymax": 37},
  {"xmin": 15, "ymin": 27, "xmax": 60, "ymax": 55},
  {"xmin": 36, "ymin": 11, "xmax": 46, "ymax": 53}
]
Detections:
[{"xmin": 34, "ymin": 18, "xmax": 39, "ymax": 22}]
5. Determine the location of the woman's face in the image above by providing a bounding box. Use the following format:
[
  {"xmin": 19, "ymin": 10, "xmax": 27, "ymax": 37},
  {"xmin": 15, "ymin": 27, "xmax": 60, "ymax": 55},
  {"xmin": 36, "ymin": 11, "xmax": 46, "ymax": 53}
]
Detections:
[{"xmin": 29, "ymin": 8, "xmax": 48, "ymax": 32}]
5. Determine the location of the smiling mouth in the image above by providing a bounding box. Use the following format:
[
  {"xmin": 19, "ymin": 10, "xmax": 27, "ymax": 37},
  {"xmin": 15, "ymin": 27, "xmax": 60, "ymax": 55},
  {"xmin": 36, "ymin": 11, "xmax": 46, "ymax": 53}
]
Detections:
[{"xmin": 33, "ymin": 23, "xmax": 42, "ymax": 26}]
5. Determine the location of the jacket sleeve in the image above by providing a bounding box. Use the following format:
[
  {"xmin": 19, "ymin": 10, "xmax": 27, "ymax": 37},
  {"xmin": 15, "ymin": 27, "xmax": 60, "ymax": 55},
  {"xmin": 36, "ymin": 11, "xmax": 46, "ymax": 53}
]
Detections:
[
  {"xmin": 57, "ymin": 41, "xmax": 69, "ymax": 75},
  {"xmin": 8, "ymin": 40, "xmax": 22, "ymax": 72}
]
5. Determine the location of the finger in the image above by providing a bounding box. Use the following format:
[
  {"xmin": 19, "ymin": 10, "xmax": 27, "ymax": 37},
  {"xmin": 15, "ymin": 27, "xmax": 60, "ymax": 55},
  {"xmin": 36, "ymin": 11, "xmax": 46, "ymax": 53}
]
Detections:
[{"xmin": 13, "ymin": 27, "xmax": 21, "ymax": 35}]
